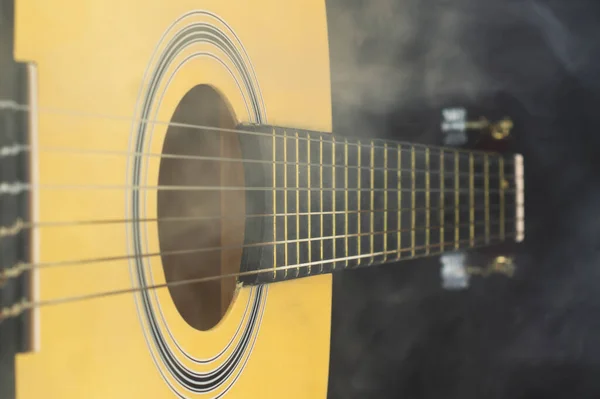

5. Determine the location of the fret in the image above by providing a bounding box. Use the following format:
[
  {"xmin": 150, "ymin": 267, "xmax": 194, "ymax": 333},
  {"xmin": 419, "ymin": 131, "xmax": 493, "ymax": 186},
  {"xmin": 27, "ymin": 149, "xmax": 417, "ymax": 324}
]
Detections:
[
  {"xmin": 383, "ymin": 143, "xmax": 388, "ymax": 261},
  {"xmin": 440, "ymin": 151, "xmax": 445, "ymax": 252},
  {"xmin": 319, "ymin": 136, "xmax": 324, "ymax": 273},
  {"xmin": 307, "ymin": 132, "xmax": 312, "ymax": 274},
  {"xmin": 295, "ymin": 131, "xmax": 310, "ymax": 278},
  {"xmin": 283, "ymin": 131, "xmax": 289, "ymax": 277},
  {"xmin": 272, "ymin": 128, "xmax": 277, "ymax": 278},
  {"xmin": 332, "ymin": 136, "xmax": 336, "ymax": 269},
  {"xmin": 484, "ymin": 154, "xmax": 490, "ymax": 244},
  {"xmin": 295, "ymin": 132, "xmax": 300, "ymax": 277},
  {"xmin": 411, "ymin": 146, "xmax": 416, "ymax": 257},
  {"xmin": 425, "ymin": 148, "xmax": 430, "ymax": 255},
  {"xmin": 344, "ymin": 138, "xmax": 349, "ymax": 268},
  {"xmin": 499, "ymin": 156, "xmax": 505, "ymax": 240},
  {"xmin": 357, "ymin": 140, "xmax": 361, "ymax": 258},
  {"xmin": 396, "ymin": 144, "xmax": 401, "ymax": 260},
  {"xmin": 469, "ymin": 152, "xmax": 475, "ymax": 247},
  {"xmin": 369, "ymin": 142, "xmax": 375, "ymax": 264},
  {"xmin": 320, "ymin": 139, "xmax": 334, "ymax": 272},
  {"xmin": 454, "ymin": 150, "xmax": 460, "ymax": 250}
]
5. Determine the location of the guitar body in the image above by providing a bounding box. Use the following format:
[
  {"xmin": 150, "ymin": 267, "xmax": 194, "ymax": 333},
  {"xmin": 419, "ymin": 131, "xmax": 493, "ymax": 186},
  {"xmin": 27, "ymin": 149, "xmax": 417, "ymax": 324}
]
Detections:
[{"xmin": 13, "ymin": 0, "xmax": 333, "ymax": 398}]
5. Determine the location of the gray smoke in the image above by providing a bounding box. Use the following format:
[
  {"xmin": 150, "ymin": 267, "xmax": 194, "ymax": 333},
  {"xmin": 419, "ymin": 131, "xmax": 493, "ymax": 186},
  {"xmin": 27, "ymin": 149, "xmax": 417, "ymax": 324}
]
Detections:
[
  {"xmin": 325, "ymin": 1, "xmax": 600, "ymax": 398},
  {"xmin": 327, "ymin": 0, "xmax": 600, "ymax": 130},
  {"xmin": 328, "ymin": 0, "xmax": 495, "ymax": 114}
]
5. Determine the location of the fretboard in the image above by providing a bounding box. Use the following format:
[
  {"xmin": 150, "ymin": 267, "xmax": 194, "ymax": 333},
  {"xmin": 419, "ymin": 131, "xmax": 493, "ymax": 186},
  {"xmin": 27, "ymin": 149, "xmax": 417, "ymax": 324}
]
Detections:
[{"xmin": 238, "ymin": 125, "xmax": 524, "ymax": 285}]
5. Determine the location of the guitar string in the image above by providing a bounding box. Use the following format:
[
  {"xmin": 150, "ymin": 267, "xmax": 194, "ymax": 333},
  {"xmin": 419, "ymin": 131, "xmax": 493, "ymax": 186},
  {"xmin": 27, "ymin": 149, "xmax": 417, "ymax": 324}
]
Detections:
[
  {"xmin": 1, "ymin": 144, "xmax": 515, "ymax": 177},
  {"xmin": 0, "ymin": 204, "xmax": 509, "ymax": 239},
  {"xmin": 0, "ymin": 137, "xmax": 519, "ymax": 237},
  {"xmin": 0, "ymin": 216, "xmax": 522, "ymax": 281},
  {"xmin": 0, "ymin": 145, "xmax": 523, "ymax": 281},
  {"xmin": 0, "ymin": 101, "xmax": 520, "ymax": 234},
  {"xmin": 0, "ymin": 184, "xmax": 516, "ymax": 194},
  {"xmin": 2, "ymin": 202, "xmax": 509, "ymax": 227},
  {"xmin": 0, "ymin": 100, "xmax": 506, "ymax": 156},
  {"xmin": 0, "ymin": 102, "xmax": 523, "ymax": 318},
  {"xmin": 0, "ymin": 146, "xmax": 517, "ymax": 194},
  {"xmin": 0, "ymin": 231, "xmax": 518, "ymax": 322}
]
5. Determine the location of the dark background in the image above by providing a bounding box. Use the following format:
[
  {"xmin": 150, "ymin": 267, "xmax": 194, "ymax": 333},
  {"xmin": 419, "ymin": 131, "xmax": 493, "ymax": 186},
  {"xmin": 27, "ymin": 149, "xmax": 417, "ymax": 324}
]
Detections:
[{"xmin": 326, "ymin": 1, "xmax": 600, "ymax": 398}]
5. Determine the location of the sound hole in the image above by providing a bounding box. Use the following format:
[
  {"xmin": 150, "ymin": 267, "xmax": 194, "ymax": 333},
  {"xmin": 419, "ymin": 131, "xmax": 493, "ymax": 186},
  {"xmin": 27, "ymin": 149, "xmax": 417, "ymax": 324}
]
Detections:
[{"xmin": 157, "ymin": 85, "xmax": 245, "ymax": 331}]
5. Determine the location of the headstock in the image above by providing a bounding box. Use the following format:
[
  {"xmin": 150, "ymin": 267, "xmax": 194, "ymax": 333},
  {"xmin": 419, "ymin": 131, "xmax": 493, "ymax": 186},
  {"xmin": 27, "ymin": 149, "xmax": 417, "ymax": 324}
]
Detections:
[{"xmin": 439, "ymin": 106, "xmax": 522, "ymax": 290}]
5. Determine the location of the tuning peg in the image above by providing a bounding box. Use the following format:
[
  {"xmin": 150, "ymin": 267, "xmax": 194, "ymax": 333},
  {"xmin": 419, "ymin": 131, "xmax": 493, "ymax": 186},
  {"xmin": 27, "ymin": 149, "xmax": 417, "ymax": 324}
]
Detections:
[
  {"xmin": 440, "ymin": 253, "xmax": 516, "ymax": 290},
  {"xmin": 489, "ymin": 118, "xmax": 513, "ymax": 140},
  {"xmin": 467, "ymin": 256, "xmax": 516, "ymax": 278},
  {"xmin": 441, "ymin": 107, "xmax": 513, "ymax": 145}
]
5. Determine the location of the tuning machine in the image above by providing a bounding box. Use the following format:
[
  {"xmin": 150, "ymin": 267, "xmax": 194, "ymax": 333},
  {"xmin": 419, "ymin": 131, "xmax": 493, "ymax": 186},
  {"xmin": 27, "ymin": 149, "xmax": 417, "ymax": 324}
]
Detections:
[
  {"xmin": 441, "ymin": 107, "xmax": 513, "ymax": 147},
  {"xmin": 440, "ymin": 252, "xmax": 516, "ymax": 290}
]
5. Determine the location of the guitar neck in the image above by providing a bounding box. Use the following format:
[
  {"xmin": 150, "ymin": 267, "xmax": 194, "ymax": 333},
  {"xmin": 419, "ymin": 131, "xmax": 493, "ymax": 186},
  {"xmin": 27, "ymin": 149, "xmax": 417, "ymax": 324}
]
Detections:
[{"xmin": 237, "ymin": 125, "xmax": 524, "ymax": 285}]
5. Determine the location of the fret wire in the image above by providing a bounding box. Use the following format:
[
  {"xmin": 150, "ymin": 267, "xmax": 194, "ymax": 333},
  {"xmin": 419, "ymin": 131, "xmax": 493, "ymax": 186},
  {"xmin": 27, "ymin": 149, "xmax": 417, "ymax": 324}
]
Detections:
[
  {"xmin": 332, "ymin": 136, "xmax": 336, "ymax": 269},
  {"xmin": 484, "ymin": 154, "xmax": 490, "ymax": 244},
  {"xmin": 425, "ymin": 147, "xmax": 431, "ymax": 255},
  {"xmin": 319, "ymin": 136, "xmax": 324, "ymax": 273},
  {"xmin": 344, "ymin": 138, "xmax": 349, "ymax": 268},
  {"xmin": 440, "ymin": 151, "xmax": 445, "ymax": 252},
  {"xmin": 383, "ymin": 143, "xmax": 388, "ymax": 262},
  {"xmin": 469, "ymin": 152, "xmax": 475, "ymax": 246},
  {"xmin": 283, "ymin": 131, "xmax": 289, "ymax": 277},
  {"xmin": 295, "ymin": 132, "xmax": 300, "ymax": 277},
  {"xmin": 500, "ymin": 156, "xmax": 505, "ymax": 240},
  {"xmin": 411, "ymin": 145, "xmax": 416, "ymax": 257},
  {"xmin": 369, "ymin": 142, "xmax": 375, "ymax": 264},
  {"xmin": 454, "ymin": 150, "xmax": 460, "ymax": 250},
  {"xmin": 357, "ymin": 140, "xmax": 362, "ymax": 258},
  {"xmin": 396, "ymin": 144, "xmax": 401, "ymax": 260},
  {"xmin": 272, "ymin": 128, "xmax": 277, "ymax": 278},
  {"xmin": 307, "ymin": 131, "xmax": 312, "ymax": 274}
]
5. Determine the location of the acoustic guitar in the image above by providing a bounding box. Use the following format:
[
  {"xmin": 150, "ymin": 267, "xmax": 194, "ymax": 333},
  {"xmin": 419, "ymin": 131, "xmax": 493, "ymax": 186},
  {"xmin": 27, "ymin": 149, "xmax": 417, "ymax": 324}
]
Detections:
[{"xmin": 0, "ymin": 0, "xmax": 525, "ymax": 397}]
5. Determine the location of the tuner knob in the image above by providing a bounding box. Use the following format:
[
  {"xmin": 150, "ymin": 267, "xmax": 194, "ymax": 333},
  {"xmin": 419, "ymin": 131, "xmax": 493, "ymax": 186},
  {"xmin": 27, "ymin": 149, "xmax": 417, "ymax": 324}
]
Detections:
[
  {"xmin": 440, "ymin": 253, "xmax": 516, "ymax": 290},
  {"xmin": 490, "ymin": 118, "xmax": 513, "ymax": 140},
  {"xmin": 441, "ymin": 107, "xmax": 513, "ymax": 146}
]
